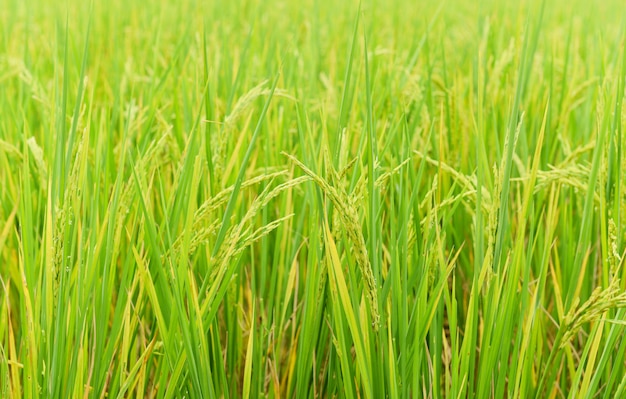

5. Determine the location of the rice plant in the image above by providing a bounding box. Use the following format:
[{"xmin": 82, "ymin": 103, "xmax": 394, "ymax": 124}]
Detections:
[{"xmin": 1, "ymin": 0, "xmax": 625, "ymax": 397}]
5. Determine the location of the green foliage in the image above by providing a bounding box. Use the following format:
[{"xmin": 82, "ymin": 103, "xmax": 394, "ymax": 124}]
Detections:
[{"xmin": 0, "ymin": 0, "xmax": 625, "ymax": 397}]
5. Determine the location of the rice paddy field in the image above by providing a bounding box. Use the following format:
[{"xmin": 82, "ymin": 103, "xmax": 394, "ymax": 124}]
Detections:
[{"xmin": 1, "ymin": 0, "xmax": 626, "ymax": 397}]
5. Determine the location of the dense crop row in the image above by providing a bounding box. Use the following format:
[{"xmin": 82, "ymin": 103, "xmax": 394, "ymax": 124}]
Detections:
[{"xmin": 1, "ymin": 0, "xmax": 625, "ymax": 397}]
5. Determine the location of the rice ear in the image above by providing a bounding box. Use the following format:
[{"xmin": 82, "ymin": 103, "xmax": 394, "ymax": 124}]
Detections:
[{"xmin": 284, "ymin": 152, "xmax": 380, "ymax": 329}]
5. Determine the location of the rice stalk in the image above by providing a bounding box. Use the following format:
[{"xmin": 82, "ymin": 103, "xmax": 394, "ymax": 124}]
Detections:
[{"xmin": 284, "ymin": 152, "xmax": 380, "ymax": 329}]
